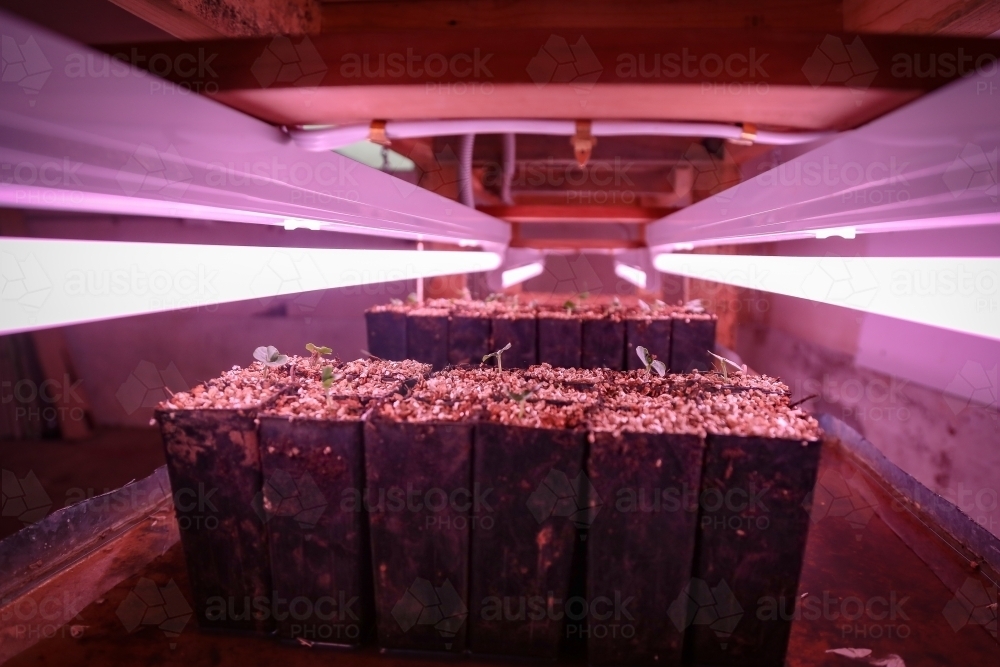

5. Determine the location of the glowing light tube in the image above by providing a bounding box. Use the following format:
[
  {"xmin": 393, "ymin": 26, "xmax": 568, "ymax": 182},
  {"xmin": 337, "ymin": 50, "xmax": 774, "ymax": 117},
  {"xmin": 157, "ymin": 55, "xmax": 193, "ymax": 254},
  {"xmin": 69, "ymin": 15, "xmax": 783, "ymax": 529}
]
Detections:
[
  {"xmin": 501, "ymin": 262, "xmax": 545, "ymax": 288},
  {"xmin": 0, "ymin": 238, "xmax": 501, "ymax": 335},
  {"xmin": 652, "ymin": 254, "xmax": 1000, "ymax": 341}
]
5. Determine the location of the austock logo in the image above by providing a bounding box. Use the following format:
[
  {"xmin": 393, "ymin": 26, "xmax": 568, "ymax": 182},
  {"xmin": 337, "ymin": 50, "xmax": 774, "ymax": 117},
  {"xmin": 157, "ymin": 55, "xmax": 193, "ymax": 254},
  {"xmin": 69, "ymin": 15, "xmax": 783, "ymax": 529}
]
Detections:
[
  {"xmin": 944, "ymin": 360, "xmax": 998, "ymax": 417},
  {"xmin": 802, "ymin": 35, "xmax": 878, "ymax": 95},
  {"xmin": 0, "ymin": 250, "xmax": 53, "ymax": 319},
  {"xmin": 116, "ymin": 577, "xmax": 193, "ymax": 649},
  {"xmin": 805, "ymin": 468, "xmax": 879, "ymax": 539},
  {"xmin": 526, "ymin": 35, "xmax": 602, "ymax": 98},
  {"xmin": 116, "ymin": 144, "xmax": 193, "ymax": 199},
  {"xmin": 525, "ymin": 254, "xmax": 604, "ymax": 298},
  {"xmin": 116, "ymin": 360, "xmax": 189, "ymax": 415},
  {"xmin": 942, "ymin": 577, "xmax": 997, "ymax": 638},
  {"xmin": 801, "ymin": 255, "xmax": 880, "ymax": 309},
  {"xmin": 254, "ymin": 469, "xmax": 328, "ymax": 529},
  {"xmin": 527, "ymin": 468, "xmax": 603, "ymax": 528},
  {"xmin": 943, "ymin": 143, "xmax": 998, "ymax": 202},
  {"xmin": 1, "ymin": 34, "xmax": 52, "ymax": 102},
  {"xmin": 1, "ymin": 469, "xmax": 52, "ymax": 524},
  {"xmin": 251, "ymin": 36, "xmax": 327, "ymax": 88},
  {"xmin": 392, "ymin": 578, "xmax": 468, "ymax": 648},
  {"xmin": 667, "ymin": 578, "xmax": 743, "ymax": 649}
]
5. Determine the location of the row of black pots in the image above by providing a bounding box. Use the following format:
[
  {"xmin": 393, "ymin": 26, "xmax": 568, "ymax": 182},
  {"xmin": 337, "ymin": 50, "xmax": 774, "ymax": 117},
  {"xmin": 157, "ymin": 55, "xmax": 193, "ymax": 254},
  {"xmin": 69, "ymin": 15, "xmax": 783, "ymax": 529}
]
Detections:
[
  {"xmin": 156, "ymin": 381, "xmax": 820, "ymax": 666},
  {"xmin": 366, "ymin": 309, "xmax": 716, "ymax": 373}
]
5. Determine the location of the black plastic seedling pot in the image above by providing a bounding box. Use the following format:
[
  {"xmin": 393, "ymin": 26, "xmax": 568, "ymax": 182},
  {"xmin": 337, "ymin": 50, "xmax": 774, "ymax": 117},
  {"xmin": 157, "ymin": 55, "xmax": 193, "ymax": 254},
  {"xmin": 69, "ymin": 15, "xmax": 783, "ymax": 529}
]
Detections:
[
  {"xmin": 364, "ymin": 418, "xmax": 474, "ymax": 653},
  {"xmin": 406, "ymin": 311, "xmax": 450, "ymax": 370},
  {"xmin": 155, "ymin": 408, "xmax": 273, "ymax": 634},
  {"xmin": 449, "ymin": 314, "xmax": 491, "ymax": 367},
  {"xmin": 469, "ymin": 421, "xmax": 588, "ymax": 659},
  {"xmin": 257, "ymin": 416, "xmax": 371, "ymax": 646},
  {"xmin": 587, "ymin": 430, "xmax": 705, "ymax": 666},
  {"xmin": 685, "ymin": 434, "xmax": 823, "ymax": 667},
  {"xmin": 365, "ymin": 310, "xmax": 407, "ymax": 361},
  {"xmin": 670, "ymin": 316, "xmax": 716, "ymax": 372},
  {"xmin": 537, "ymin": 316, "xmax": 582, "ymax": 368},
  {"xmin": 625, "ymin": 318, "xmax": 672, "ymax": 372},
  {"xmin": 490, "ymin": 316, "xmax": 537, "ymax": 369},
  {"xmin": 582, "ymin": 318, "xmax": 626, "ymax": 370}
]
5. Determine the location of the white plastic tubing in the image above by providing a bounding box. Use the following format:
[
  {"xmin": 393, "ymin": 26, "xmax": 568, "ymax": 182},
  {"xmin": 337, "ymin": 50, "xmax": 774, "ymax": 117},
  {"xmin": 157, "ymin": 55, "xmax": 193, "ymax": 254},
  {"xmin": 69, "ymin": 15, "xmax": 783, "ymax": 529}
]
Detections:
[{"xmin": 287, "ymin": 120, "xmax": 833, "ymax": 152}]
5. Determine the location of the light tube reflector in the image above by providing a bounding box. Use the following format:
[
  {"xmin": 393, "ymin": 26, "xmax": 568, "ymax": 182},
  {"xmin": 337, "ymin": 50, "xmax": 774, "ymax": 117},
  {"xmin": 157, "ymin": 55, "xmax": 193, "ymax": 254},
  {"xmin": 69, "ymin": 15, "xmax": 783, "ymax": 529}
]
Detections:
[
  {"xmin": 0, "ymin": 238, "xmax": 501, "ymax": 334},
  {"xmin": 502, "ymin": 262, "xmax": 545, "ymax": 288},
  {"xmin": 653, "ymin": 253, "xmax": 1000, "ymax": 341}
]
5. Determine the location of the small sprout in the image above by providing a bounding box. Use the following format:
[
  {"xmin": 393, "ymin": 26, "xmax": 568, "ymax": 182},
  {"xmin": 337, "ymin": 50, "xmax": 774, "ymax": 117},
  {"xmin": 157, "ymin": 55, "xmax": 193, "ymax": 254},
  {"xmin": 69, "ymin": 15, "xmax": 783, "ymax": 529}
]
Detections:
[
  {"xmin": 563, "ymin": 299, "xmax": 576, "ymax": 312},
  {"xmin": 638, "ymin": 299, "xmax": 651, "ymax": 312},
  {"xmin": 483, "ymin": 342, "xmax": 512, "ymax": 373},
  {"xmin": 485, "ymin": 293, "xmax": 501, "ymax": 302},
  {"xmin": 389, "ymin": 298, "xmax": 403, "ymax": 306},
  {"xmin": 612, "ymin": 296, "xmax": 621, "ymax": 308},
  {"xmin": 636, "ymin": 346, "xmax": 666, "ymax": 377},
  {"xmin": 406, "ymin": 292, "xmax": 419, "ymax": 304},
  {"xmin": 578, "ymin": 291, "xmax": 589, "ymax": 300},
  {"xmin": 707, "ymin": 350, "xmax": 746, "ymax": 381},
  {"xmin": 254, "ymin": 346, "xmax": 289, "ymax": 382},
  {"xmin": 321, "ymin": 365, "xmax": 341, "ymax": 407},
  {"xmin": 507, "ymin": 389, "xmax": 533, "ymax": 419},
  {"xmin": 305, "ymin": 343, "xmax": 333, "ymax": 366}
]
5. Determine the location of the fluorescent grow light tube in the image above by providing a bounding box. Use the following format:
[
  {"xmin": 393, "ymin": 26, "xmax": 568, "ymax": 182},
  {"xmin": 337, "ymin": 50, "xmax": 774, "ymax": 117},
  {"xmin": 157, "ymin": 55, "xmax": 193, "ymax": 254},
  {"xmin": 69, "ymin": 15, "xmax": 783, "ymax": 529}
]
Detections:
[
  {"xmin": 652, "ymin": 253, "xmax": 1000, "ymax": 341},
  {"xmin": 0, "ymin": 238, "xmax": 501, "ymax": 335},
  {"xmin": 614, "ymin": 262, "xmax": 647, "ymax": 289},
  {"xmin": 501, "ymin": 261, "xmax": 545, "ymax": 288}
]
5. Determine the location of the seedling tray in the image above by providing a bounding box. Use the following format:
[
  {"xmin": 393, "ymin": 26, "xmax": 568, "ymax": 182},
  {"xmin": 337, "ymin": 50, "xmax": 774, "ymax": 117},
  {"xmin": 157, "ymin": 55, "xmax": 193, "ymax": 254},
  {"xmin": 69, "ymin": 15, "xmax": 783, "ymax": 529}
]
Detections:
[
  {"xmin": 365, "ymin": 310, "xmax": 407, "ymax": 361},
  {"xmin": 406, "ymin": 311, "xmax": 450, "ymax": 370},
  {"xmin": 587, "ymin": 430, "xmax": 705, "ymax": 666},
  {"xmin": 469, "ymin": 421, "xmax": 588, "ymax": 659},
  {"xmin": 538, "ymin": 316, "xmax": 583, "ymax": 369},
  {"xmin": 582, "ymin": 319, "xmax": 626, "ymax": 370},
  {"xmin": 155, "ymin": 408, "xmax": 273, "ymax": 634},
  {"xmin": 364, "ymin": 418, "xmax": 474, "ymax": 652},
  {"xmin": 449, "ymin": 314, "xmax": 492, "ymax": 367},
  {"xmin": 490, "ymin": 316, "xmax": 538, "ymax": 369},
  {"xmin": 625, "ymin": 318, "xmax": 672, "ymax": 372},
  {"xmin": 686, "ymin": 433, "xmax": 823, "ymax": 667},
  {"xmin": 670, "ymin": 316, "xmax": 716, "ymax": 372},
  {"xmin": 257, "ymin": 415, "xmax": 371, "ymax": 646}
]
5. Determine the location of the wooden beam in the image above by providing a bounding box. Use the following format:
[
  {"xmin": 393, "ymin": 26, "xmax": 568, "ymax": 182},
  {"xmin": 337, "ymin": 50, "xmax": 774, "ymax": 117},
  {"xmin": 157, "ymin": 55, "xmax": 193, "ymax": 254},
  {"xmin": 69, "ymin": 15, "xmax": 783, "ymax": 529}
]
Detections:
[
  {"xmin": 319, "ymin": 0, "xmax": 843, "ymax": 32},
  {"xmin": 480, "ymin": 204, "xmax": 673, "ymax": 223},
  {"xmin": 106, "ymin": 0, "xmax": 226, "ymax": 39},
  {"xmin": 844, "ymin": 0, "xmax": 1000, "ymax": 37},
  {"xmin": 107, "ymin": 0, "xmax": 321, "ymax": 39},
  {"xmin": 211, "ymin": 84, "xmax": 917, "ymax": 131},
  {"xmin": 100, "ymin": 28, "xmax": 999, "ymax": 129}
]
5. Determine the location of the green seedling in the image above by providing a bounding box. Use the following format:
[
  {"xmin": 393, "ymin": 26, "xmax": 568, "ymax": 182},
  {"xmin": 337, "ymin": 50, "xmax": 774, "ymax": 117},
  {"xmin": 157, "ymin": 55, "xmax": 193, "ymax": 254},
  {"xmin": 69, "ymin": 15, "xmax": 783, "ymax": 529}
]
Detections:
[
  {"xmin": 321, "ymin": 365, "xmax": 342, "ymax": 407},
  {"xmin": 406, "ymin": 292, "xmax": 419, "ymax": 304},
  {"xmin": 483, "ymin": 342, "xmax": 512, "ymax": 373},
  {"xmin": 390, "ymin": 298, "xmax": 403, "ymax": 306},
  {"xmin": 507, "ymin": 389, "xmax": 533, "ymax": 419},
  {"xmin": 254, "ymin": 346, "xmax": 289, "ymax": 383},
  {"xmin": 485, "ymin": 293, "xmax": 502, "ymax": 303},
  {"xmin": 638, "ymin": 299, "xmax": 652, "ymax": 312},
  {"xmin": 612, "ymin": 296, "xmax": 621, "ymax": 308},
  {"xmin": 563, "ymin": 299, "xmax": 576, "ymax": 312},
  {"xmin": 305, "ymin": 343, "xmax": 332, "ymax": 366},
  {"xmin": 636, "ymin": 346, "xmax": 666, "ymax": 377},
  {"xmin": 707, "ymin": 350, "xmax": 747, "ymax": 381}
]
